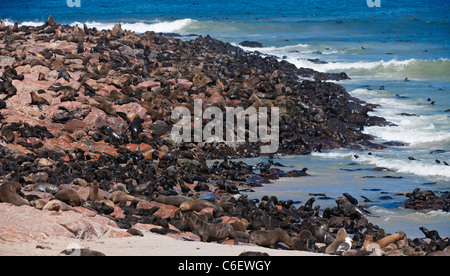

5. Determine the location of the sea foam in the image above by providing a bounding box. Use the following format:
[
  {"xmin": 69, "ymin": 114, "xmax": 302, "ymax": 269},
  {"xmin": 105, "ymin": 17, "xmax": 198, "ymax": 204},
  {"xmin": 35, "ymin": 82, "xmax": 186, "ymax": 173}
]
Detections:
[{"xmin": 1, "ymin": 18, "xmax": 197, "ymax": 34}]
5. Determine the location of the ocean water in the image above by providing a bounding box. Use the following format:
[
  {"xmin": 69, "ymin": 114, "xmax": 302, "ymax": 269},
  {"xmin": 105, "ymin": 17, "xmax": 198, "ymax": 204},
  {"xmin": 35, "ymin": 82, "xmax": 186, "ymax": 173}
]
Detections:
[{"xmin": 2, "ymin": 0, "xmax": 449, "ymax": 237}]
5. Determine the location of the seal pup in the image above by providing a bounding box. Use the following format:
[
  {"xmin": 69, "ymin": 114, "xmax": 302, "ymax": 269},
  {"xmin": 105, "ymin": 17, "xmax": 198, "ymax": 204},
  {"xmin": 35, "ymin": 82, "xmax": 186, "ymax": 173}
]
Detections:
[
  {"xmin": 156, "ymin": 194, "xmax": 191, "ymax": 207},
  {"xmin": 108, "ymin": 191, "xmax": 136, "ymax": 204},
  {"xmin": 43, "ymin": 199, "xmax": 78, "ymax": 212},
  {"xmin": 325, "ymin": 228, "xmax": 352, "ymax": 254},
  {"xmin": 0, "ymin": 182, "xmax": 29, "ymax": 206},
  {"xmin": 55, "ymin": 188, "xmax": 82, "ymax": 207},
  {"xmin": 30, "ymin": 198, "xmax": 48, "ymax": 210},
  {"xmin": 57, "ymin": 70, "xmax": 72, "ymax": 82},
  {"xmin": 181, "ymin": 212, "xmax": 235, "ymax": 242},
  {"xmin": 249, "ymin": 229, "xmax": 294, "ymax": 249}
]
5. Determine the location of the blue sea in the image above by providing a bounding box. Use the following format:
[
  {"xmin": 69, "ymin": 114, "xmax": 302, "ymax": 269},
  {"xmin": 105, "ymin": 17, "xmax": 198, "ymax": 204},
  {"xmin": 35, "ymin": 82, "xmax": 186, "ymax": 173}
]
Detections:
[{"xmin": 2, "ymin": 0, "xmax": 449, "ymax": 237}]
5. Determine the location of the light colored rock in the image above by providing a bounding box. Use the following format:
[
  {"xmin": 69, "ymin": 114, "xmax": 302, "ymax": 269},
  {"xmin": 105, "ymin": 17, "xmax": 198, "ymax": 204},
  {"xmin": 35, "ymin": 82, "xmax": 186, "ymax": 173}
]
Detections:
[{"xmin": 0, "ymin": 203, "xmax": 130, "ymax": 241}]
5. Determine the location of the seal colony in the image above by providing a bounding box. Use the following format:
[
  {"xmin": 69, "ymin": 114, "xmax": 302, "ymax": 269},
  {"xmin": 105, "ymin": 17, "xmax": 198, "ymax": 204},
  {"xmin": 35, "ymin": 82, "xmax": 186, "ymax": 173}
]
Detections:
[{"xmin": 0, "ymin": 17, "xmax": 448, "ymax": 256}]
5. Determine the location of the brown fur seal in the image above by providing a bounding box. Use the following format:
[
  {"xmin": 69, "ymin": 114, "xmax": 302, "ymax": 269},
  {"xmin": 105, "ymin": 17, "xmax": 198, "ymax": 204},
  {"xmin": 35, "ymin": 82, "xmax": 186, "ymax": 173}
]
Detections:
[
  {"xmin": 0, "ymin": 182, "xmax": 29, "ymax": 206},
  {"xmin": 55, "ymin": 188, "xmax": 82, "ymax": 207},
  {"xmin": 230, "ymin": 220, "xmax": 246, "ymax": 232},
  {"xmin": 30, "ymin": 91, "xmax": 49, "ymax": 110},
  {"xmin": 108, "ymin": 191, "xmax": 135, "ymax": 204},
  {"xmin": 30, "ymin": 198, "xmax": 48, "ymax": 210},
  {"xmin": 87, "ymin": 181, "xmax": 114, "ymax": 209},
  {"xmin": 249, "ymin": 229, "xmax": 294, "ymax": 249},
  {"xmin": 325, "ymin": 228, "xmax": 352, "ymax": 254},
  {"xmin": 181, "ymin": 212, "xmax": 235, "ymax": 242},
  {"xmin": 179, "ymin": 199, "xmax": 223, "ymax": 214},
  {"xmin": 87, "ymin": 181, "xmax": 101, "ymax": 201},
  {"xmin": 47, "ymin": 15, "xmax": 57, "ymax": 27},
  {"xmin": 43, "ymin": 199, "xmax": 78, "ymax": 212},
  {"xmin": 71, "ymin": 178, "xmax": 88, "ymax": 187},
  {"xmin": 156, "ymin": 195, "xmax": 191, "ymax": 207}
]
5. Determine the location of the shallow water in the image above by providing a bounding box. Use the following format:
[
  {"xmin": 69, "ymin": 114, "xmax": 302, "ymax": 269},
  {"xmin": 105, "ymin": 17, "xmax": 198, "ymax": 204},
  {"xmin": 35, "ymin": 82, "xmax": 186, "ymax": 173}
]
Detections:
[{"xmin": 224, "ymin": 154, "xmax": 450, "ymax": 238}]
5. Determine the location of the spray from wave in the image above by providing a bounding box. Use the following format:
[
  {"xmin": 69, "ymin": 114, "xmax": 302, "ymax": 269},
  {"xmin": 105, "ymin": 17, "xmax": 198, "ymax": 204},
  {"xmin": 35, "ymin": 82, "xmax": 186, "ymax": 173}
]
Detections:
[
  {"xmin": 312, "ymin": 150, "xmax": 450, "ymax": 179},
  {"xmin": 2, "ymin": 18, "xmax": 198, "ymax": 34},
  {"xmin": 237, "ymin": 42, "xmax": 450, "ymax": 81}
]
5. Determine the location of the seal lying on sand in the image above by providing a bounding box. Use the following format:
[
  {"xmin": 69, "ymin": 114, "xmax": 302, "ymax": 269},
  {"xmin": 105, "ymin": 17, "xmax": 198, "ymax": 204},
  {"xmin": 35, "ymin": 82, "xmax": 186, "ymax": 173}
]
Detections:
[
  {"xmin": 249, "ymin": 229, "xmax": 294, "ymax": 249},
  {"xmin": 43, "ymin": 199, "xmax": 78, "ymax": 212},
  {"xmin": 156, "ymin": 195, "xmax": 191, "ymax": 207},
  {"xmin": 179, "ymin": 199, "xmax": 224, "ymax": 214},
  {"xmin": 181, "ymin": 212, "xmax": 235, "ymax": 242},
  {"xmin": 0, "ymin": 182, "xmax": 29, "ymax": 206}
]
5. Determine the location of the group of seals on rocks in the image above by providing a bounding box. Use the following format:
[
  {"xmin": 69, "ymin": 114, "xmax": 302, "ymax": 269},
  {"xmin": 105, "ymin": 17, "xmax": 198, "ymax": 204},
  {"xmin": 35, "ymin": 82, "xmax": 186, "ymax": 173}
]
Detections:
[{"xmin": 403, "ymin": 188, "xmax": 449, "ymax": 212}]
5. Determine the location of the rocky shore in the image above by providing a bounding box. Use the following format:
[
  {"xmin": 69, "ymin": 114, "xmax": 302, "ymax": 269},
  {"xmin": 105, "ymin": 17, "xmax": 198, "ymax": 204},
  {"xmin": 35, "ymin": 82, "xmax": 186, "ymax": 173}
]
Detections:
[{"xmin": 0, "ymin": 17, "xmax": 448, "ymax": 256}]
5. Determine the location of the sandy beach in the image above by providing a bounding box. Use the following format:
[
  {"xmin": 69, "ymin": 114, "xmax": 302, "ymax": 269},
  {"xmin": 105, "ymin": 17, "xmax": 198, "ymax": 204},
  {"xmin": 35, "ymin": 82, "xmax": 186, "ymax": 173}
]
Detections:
[{"xmin": 0, "ymin": 232, "xmax": 325, "ymax": 256}]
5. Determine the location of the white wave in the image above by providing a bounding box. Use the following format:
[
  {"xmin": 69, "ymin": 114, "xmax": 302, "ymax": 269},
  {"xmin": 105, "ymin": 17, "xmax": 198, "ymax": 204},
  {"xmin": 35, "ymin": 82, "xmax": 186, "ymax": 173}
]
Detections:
[
  {"xmin": 237, "ymin": 43, "xmax": 310, "ymax": 52},
  {"xmin": 364, "ymin": 124, "xmax": 450, "ymax": 146},
  {"xmin": 311, "ymin": 150, "xmax": 354, "ymax": 159},
  {"xmin": 313, "ymin": 148, "xmax": 450, "ymax": 179},
  {"xmin": 348, "ymin": 88, "xmax": 450, "ymax": 146},
  {"xmin": 357, "ymin": 154, "xmax": 450, "ymax": 178},
  {"xmin": 369, "ymin": 206, "xmax": 450, "ymax": 237},
  {"xmin": 2, "ymin": 19, "xmax": 45, "ymax": 27},
  {"xmin": 70, "ymin": 18, "xmax": 196, "ymax": 33},
  {"xmin": 240, "ymin": 42, "xmax": 450, "ymax": 80}
]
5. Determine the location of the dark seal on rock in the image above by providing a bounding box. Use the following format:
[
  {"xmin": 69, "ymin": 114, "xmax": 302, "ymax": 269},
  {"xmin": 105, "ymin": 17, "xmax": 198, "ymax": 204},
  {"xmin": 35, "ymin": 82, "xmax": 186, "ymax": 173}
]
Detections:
[{"xmin": 181, "ymin": 212, "xmax": 235, "ymax": 242}]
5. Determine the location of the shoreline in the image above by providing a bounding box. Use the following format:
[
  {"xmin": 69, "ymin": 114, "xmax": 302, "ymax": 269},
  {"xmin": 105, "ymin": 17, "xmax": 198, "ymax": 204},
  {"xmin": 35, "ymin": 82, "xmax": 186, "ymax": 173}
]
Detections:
[
  {"xmin": 0, "ymin": 17, "xmax": 448, "ymax": 256},
  {"xmin": 0, "ymin": 231, "xmax": 326, "ymax": 256}
]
